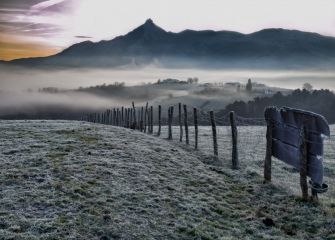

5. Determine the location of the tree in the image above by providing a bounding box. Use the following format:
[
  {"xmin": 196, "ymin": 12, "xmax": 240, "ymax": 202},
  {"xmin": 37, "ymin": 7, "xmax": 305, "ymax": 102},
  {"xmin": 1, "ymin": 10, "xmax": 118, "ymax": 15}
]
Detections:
[
  {"xmin": 303, "ymin": 83, "xmax": 313, "ymax": 91},
  {"xmin": 187, "ymin": 77, "xmax": 199, "ymax": 84},
  {"xmin": 246, "ymin": 79, "xmax": 252, "ymax": 92}
]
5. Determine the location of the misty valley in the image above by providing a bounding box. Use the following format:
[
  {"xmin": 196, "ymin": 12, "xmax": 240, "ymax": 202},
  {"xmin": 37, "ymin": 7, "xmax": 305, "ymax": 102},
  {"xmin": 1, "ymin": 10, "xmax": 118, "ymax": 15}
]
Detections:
[{"xmin": 1, "ymin": 67, "xmax": 335, "ymax": 121}]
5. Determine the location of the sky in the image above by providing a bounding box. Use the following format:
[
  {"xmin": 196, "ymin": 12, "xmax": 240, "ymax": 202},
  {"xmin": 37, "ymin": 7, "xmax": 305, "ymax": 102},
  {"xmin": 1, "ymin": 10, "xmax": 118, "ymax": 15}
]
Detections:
[{"xmin": 0, "ymin": 0, "xmax": 335, "ymax": 61}]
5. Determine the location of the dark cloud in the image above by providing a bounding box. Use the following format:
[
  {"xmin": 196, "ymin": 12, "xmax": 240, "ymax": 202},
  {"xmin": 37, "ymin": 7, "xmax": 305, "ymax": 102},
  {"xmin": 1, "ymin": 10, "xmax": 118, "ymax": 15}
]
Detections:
[{"xmin": 75, "ymin": 36, "xmax": 92, "ymax": 39}]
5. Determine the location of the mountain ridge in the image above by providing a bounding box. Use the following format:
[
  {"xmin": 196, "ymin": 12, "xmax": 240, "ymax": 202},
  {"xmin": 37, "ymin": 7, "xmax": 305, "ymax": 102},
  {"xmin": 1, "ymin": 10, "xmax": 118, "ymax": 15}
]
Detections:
[{"xmin": 5, "ymin": 19, "xmax": 335, "ymax": 69}]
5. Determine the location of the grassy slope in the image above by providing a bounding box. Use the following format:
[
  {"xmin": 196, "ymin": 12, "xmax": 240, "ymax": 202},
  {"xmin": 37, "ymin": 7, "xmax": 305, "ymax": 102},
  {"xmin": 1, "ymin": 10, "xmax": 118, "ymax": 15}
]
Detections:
[{"xmin": 0, "ymin": 121, "xmax": 334, "ymax": 239}]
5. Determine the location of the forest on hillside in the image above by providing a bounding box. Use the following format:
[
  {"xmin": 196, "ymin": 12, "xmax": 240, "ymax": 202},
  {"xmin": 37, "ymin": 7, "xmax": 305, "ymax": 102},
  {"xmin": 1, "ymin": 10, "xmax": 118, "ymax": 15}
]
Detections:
[{"xmin": 220, "ymin": 89, "xmax": 335, "ymax": 123}]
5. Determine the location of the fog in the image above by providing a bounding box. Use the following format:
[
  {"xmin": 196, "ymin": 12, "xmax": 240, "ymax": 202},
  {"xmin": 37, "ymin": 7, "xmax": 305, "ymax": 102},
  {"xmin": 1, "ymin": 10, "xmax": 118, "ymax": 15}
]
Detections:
[
  {"xmin": 1, "ymin": 66, "xmax": 335, "ymax": 90},
  {"xmin": 0, "ymin": 65, "xmax": 334, "ymax": 119}
]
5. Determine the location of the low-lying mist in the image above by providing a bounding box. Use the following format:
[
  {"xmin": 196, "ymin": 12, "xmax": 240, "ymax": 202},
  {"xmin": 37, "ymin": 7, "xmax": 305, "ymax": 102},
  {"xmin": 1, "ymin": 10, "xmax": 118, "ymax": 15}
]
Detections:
[{"xmin": 0, "ymin": 65, "xmax": 334, "ymax": 119}]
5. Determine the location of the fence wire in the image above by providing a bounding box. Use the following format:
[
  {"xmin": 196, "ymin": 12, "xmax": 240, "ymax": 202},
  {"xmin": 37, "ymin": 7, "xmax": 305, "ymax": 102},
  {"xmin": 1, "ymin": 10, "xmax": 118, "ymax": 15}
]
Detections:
[{"xmin": 83, "ymin": 104, "xmax": 335, "ymax": 204}]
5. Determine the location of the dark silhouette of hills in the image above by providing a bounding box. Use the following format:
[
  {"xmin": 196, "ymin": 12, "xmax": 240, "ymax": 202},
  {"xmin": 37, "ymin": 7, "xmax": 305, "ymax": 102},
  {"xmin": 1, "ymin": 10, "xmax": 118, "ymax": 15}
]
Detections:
[{"xmin": 6, "ymin": 19, "xmax": 335, "ymax": 69}]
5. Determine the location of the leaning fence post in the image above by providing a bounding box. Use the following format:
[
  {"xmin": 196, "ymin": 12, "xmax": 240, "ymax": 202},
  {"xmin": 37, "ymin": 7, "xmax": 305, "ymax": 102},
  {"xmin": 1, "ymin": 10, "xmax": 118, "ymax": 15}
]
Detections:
[
  {"xmin": 230, "ymin": 111, "xmax": 239, "ymax": 169},
  {"xmin": 210, "ymin": 111, "xmax": 218, "ymax": 157},
  {"xmin": 300, "ymin": 126, "xmax": 309, "ymax": 201},
  {"xmin": 194, "ymin": 108, "xmax": 198, "ymax": 149},
  {"xmin": 158, "ymin": 105, "xmax": 162, "ymax": 136},
  {"xmin": 264, "ymin": 121, "xmax": 273, "ymax": 182},
  {"xmin": 179, "ymin": 103, "xmax": 183, "ymax": 142},
  {"xmin": 184, "ymin": 105, "xmax": 189, "ymax": 145}
]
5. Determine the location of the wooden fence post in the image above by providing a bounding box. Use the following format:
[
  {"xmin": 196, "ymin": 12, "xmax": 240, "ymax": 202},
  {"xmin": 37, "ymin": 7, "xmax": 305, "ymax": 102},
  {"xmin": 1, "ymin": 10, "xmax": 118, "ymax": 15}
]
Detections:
[
  {"xmin": 127, "ymin": 108, "xmax": 130, "ymax": 128},
  {"xmin": 132, "ymin": 102, "xmax": 137, "ymax": 129},
  {"xmin": 117, "ymin": 108, "xmax": 120, "ymax": 126},
  {"xmin": 168, "ymin": 107, "xmax": 172, "ymax": 139},
  {"xmin": 124, "ymin": 109, "xmax": 127, "ymax": 128},
  {"xmin": 210, "ymin": 111, "xmax": 218, "ymax": 157},
  {"xmin": 144, "ymin": 102, "xmax": 148, "ymax": 133},
  {"xmin": 113, "ymin": 109, "xmax": 116, "ymax": 126},
  {"xmin": 119, "ymin": 108, "xmax": 122, "ymax": 126},
  {"xmin": 158, "ymin": 105, "xmax": 162, "ymax": 136},
  {"xmin": 194, "ymin": 108, "xmax": 198, "ymax": 150},
  {"xmin": 137, "ymin": 109, "xmax": 140, "ymax": 130},
  {"xmin": 264, "ymin": 122, "xmax": 273, "ymax": 182},
  {"xmin": 169, "ymin": 107, "xmax": 174, "ymax": 139},
  {"xmin": 147, "ymin": 107, "xmax": 151, "ymax": 133},
  {"xmin": 150, "ymin": 106, "xmax": 154, "ymax": 134},
  {"xmin": 130, "ymin": 108, "xmax": 133, "ymax": 128},
  {"xmin": 140, "ymin": 107, "xmax": 144, "ymax": 131},
  {"xmin": 110, "ymin": 109, "xmax": 114, "ymax": 125},
  {"xmin": 106, "ymin": 110, "xmax": 110, "ymax": 125},
  {"xmin": 183, "ymin": 105, "xmax": 189, "ymax": 145},
  {"xmin": 179, "ymin": 103, "xmax": 183, "ymax": 142},
  {"xmin": 300, "ymin": 126, "xmax": 309, "ymax": 200},
  {"xmin": 121, "ymin": 107, "xmax": 124, "ymax": 127},
  {"xmin": 103, "ymin": 111, "xmax": 106, "ymax": 124},
  {"xmin": 230, "ymin": 111, "xmax": 239, "ymax": 169}
]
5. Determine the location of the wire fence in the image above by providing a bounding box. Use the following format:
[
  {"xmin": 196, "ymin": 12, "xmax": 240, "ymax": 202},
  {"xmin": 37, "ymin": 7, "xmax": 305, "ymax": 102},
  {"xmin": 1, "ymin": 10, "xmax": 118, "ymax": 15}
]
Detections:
[{"xmin": 81, "ymin": 103, "xmax": 335, "ymax": 204}]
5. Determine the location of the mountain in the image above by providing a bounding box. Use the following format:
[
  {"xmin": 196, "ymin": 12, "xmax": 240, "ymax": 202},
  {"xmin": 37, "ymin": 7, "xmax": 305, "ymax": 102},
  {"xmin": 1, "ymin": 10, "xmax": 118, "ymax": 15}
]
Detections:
[{"xmin": 6, "ymin": 19, "xmax": 335, "ymax": 69}]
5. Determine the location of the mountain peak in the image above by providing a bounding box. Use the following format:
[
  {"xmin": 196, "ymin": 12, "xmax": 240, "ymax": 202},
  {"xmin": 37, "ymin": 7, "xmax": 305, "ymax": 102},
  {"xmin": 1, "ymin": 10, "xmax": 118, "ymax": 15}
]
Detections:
[
  {"xmin": 140, "ymin": 18, "xmax": 165, "ymax": 32},
  {"xmin": 124, "ymin": 18, "xmax": 167, "ymax": 41},
  {"xmin": 144, "ymin": 18, "xmax": 154, "ymax": 26}
]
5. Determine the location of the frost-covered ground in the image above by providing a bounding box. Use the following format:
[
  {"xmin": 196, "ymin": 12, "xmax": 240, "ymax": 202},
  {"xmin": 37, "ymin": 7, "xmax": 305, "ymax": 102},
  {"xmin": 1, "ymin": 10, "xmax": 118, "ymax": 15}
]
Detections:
[{"xmin": 0, "ymin": 120, "xmax": 334, "ymax": 239}]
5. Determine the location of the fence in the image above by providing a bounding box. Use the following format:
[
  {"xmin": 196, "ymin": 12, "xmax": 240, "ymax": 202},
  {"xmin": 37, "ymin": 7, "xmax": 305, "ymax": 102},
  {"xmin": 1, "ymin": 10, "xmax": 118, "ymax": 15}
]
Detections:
[{"xmin": 81, "ymin": 103, "xmax": 335, "ymax": 203}]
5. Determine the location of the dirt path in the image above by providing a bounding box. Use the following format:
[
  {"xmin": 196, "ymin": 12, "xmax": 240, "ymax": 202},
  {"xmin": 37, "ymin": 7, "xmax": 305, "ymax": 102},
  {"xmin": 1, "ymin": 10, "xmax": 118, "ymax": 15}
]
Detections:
[{"xmin": 0, "ymin": 121, "xmax": 334, "ymax": 239}]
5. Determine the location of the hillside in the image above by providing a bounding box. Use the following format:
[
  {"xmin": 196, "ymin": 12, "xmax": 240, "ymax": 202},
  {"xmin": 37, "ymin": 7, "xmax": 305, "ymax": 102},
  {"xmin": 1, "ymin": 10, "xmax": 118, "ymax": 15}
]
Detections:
[
  {"xmin": 0, "ymin": 120, "xmax": 334, "ymax": 239},
  {"xmin": 7, "ymin": 19, "xmax": 335, "ymax": 69}
]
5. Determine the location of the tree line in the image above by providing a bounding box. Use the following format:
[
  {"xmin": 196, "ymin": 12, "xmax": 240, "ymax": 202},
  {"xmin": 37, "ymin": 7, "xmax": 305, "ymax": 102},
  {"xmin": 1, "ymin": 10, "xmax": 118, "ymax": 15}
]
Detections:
[{"xmin": 218, "ymin": 89, "xmax": 335, "ymax": 123}]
